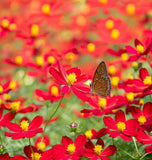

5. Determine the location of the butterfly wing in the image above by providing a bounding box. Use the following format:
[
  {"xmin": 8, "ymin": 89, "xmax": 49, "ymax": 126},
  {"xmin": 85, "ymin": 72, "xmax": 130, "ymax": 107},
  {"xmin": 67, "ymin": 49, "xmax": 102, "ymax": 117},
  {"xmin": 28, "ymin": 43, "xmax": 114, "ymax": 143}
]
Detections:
[{"xmin": 91, "ymin": 61, "xmax": 111, "ymax": 97}]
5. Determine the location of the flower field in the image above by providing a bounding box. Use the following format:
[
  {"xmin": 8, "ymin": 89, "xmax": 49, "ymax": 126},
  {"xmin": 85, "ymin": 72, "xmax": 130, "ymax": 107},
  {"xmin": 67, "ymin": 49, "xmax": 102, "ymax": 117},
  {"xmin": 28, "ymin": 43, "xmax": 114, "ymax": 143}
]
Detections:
[{"xmin": 0, "ymin": 0, "xmax": 152, "ymax": 159}]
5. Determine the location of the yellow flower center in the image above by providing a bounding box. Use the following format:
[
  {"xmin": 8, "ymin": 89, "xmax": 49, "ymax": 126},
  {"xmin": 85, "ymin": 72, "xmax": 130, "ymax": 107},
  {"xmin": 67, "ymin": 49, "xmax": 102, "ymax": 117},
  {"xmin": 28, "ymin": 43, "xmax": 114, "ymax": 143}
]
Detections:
[
  {"xmin": 139, "ymin": 99, "xmax": 144, "ymax": 106},
  {"xmin": 105, "ymin": 19, "xmax": 114, "ymax": 29},
  {"xmin": 51, "ymin": 86, "xmax": 59, "ymax": 97},
  {"xmin": 110, "ymin": 29, "xmax": 120, "ymax": 40},
  {"xmin": 15, "ymin": 56, "xmax": 23, "ymax": 65},
  {"xmin": 36, "ymin": 56, "xmax": 44, "ymax": 67},
  {"xmin": 0, "ymin": 85, "xmax": 3, "ymax": 93},
  {"xmin": 9, "ymin": 80, "xmax": 16, "ymax": 90},
  {"xmin": 81, "ymin": 113, "xmax": 84, "ymax": 117},
  {"xmin": 85, "ymin": 130, "xmax": 93, "ymax": 139},
  {"xmin": 3, "ymin": 93, "xmax": 11, "ymax": 101},
  {"xmin": 31, "ymin": 24, "xmax": 39, "ymax": 38},
  {"xmin": 111, "ymin": 76, "xmax": 119, "ymax": 87},
  {"xmin": 99, "ymin": 0, "xmax": 107, "ymax": 4},
  {"xmin": 42, "ymin": 4, "xmax": 50, "ymax": 15},
  {"xmin": 47, "ymin": 56, "xmax": 55, "ymax": 64},
  {"xmin": 132, "ymin": 62, "xmax": 138, "ymax": 69},
  {"xmin": 81, "ymin": 4, "xmax": 90, "ymax": 14},
  {"xmin": 87, "ymin": 43, "xmax": 95, "ymax": 52},
  {"xmin": 127, "ymin": 74, "xmax": 133, "ymax": 80},
  {"xmin": 76, "ymin": 15, "xmax": 86, "ymax": 26},
  {"xmin": 66, "ymin": 144, "xmax": 76, "ymax": 155},
  {"xmin": 108, "ymin": 65, "xmax": 116, "ymax": 76},
  {"xmin": 9, "ymin": 23, "xmax": 16, "ymax": 31},
  {"xmin": 126, "ymin": 92, "xmax": 134, "ymax": 102},
  {"xmin": 138, "ymin": 115, "xmax": 146, "ymax": 125},
  {"xmin": 117, "ymin": 121, "xmax": 126, "ymax": 132},
  {"xmin": 121, "ymin": 53, "xmax": 128, "ymax": 61},
  {"xmin": 136, "ymin": 44, "xmax": 144, "ymax": 53},
  {"xmin": 0, "ymin": 99, "xmax": 2, "ymax": 105},
  {"xmin": 31, "ymin": 152, "xmax": 42, "ymax": 160},
  {"xmin": 66, "ymin": 52, "xmax": 75, "ymax": 61},
  {"xmin": 37, "ymin": 142, "xmax": 46, "ymax": 151},
  {"xmin": 94, "ymin": 145, "xmax": 102, "ymax": 155},
  {"xmin": 143, "ymin": 76, "xmax": 152, "ymax": 86},
  {"xmin": 10, "ymin": 101, "xmax": 20, "ymax": 112},
  {"xmin": 98, "ymin": 98, "xmax": 107, "ymax": 110},
  {"xmin": 67, "ymin": 73, "xmax": 77, "ymax": 86},
  {"xmin": 1, "ymin": 19, "xmax": 9, "ymax": 28},
  {"xmin": 20, "ymin": 120, "xmax": 29, "ymax": 132},
  {"xmin": 126, "ymin": 3, "xmax": 135, "ymax": 15}
]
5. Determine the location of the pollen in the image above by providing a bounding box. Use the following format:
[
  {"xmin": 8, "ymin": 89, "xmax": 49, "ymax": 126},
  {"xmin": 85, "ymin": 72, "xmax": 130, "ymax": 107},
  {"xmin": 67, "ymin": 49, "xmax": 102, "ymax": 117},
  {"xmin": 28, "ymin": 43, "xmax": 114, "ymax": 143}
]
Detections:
[
  {"xmin": 9, "ymin": 23, "xmax": 16, "ymax": 31},
  {"xmin": 42, "ymin": 4, "xmax": 50, "ymax": 15},
  {"xmin": 117, "ymin": 121, "xmax": 126, "ymax": 132},
  {"xmin": 31, "ymin": 152, "xmax": 42, "ymax": 160},
  {"xmin": 36, "ymin": 56, "xmax": 44, "ymax": 67},
  {"xmin": 121, "ymin": 53, "xmax": 128, "ymax": 61},
  {"xmin": 85, "ymin": 130, "xmax": 93, "ymax": 139},
  {"xmin": 66, "ymin": 143, "xmax": 76, "ymax": 155},
  {"xmin": 99, "ymin": 0, "xmax": 107, "ymax": 5},
  {"xmin": 143, "ymin": 76, "xmax": 152, "ymax": 86},
  {"xmin": 105, "ymin": 19, "xmax": 114, "ymax": 29},
  {"xmin": 94, "ymin": 145, "xmax": 102, "ymax": 155},
  {"xmin": 3, "ymin": 93, "xmax": 11, "ymax": 101},
  {"xmin": 1, "ymin": 19, "xmax": 9, "ymax": 29},
  {"xmin": 31, "ymin": 24, "xmax": 39, "ymax": 38},
  {"xmin": 136, "ymin": 44, "xmax": 144, "ymax": 53},
  {"xmin": 111, "ymin": 76, "xmax": 119, "ymax": 87},
  {"xmin": 15, "ymin": 56, "xmax": 23, "ymax": 65},
  {"xmin": 108, "ymin": 65, "xmax": 116, "ymax": 76},
  {"xmin": 67, "ymin": 73, "xmax": 77, "ymax": 86},
  {"xmin": 98, "ymin": 98, "xmax": 107, "ymax": 110},
  {"xmin": 47, "ymin": 56, "xmax": 55, "ymax": 64},
  {"xmin": 110, "ymin": 29, "xmax": 120, "ymax": 40},
  {"xmin": 132, "ymin": 62, "xmax": 138, "ymax": 69},
  {"xmin": 139, "ymin": 99, "xmax": 144, "ymax": 106},
  {"xmin": 37, "ymin": 142, "xmax": 46, "ymax": 151},
  {"xmin": 9, "ymin": 81, "xmax": 16, "ymax": 90},
  {"xmin": 66, "ymin": 52, "xmax": 75, "ymax": 61},
  {"xmin": 10, "ymin": 101, "xmax": 20, "ymax": 112},
  {"xmin": 20, "ymin": 120, "xmax": 29, "ymax": 132},
  {"xmin": 51, "ymin": 86, "xmax": 59, "ymax": 97},
  {"xmin": 87, "ymin": 43, "xmax": 95, "ymax": 52},
  {"xmin": 127, "ymin": 74, "xmax": 133, "ymax": 80},
  {"xmin": 76, "ymin": 15, "xmax": 86, "ymax": 26},
  {"xmin": 0, "ymin": 85, "xmax": 3, "ymax": 93},
  {"xmin": 126, "ymin": 3, "xmax": 135, "ymax": 15},
  {"xmin": 138, "ymin": 115, "xmax": 146, "ymax": 125},
  {"xmin": 126, "ymin": 92, "xmax": 134, "ymax": 102}
]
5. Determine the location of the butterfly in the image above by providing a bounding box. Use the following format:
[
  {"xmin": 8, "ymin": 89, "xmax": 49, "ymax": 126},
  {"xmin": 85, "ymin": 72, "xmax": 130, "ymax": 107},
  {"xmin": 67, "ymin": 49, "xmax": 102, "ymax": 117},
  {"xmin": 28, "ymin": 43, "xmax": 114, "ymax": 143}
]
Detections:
[{"xmin": 90, "ymin": 61, "xmax": 111, "ymax": 97}]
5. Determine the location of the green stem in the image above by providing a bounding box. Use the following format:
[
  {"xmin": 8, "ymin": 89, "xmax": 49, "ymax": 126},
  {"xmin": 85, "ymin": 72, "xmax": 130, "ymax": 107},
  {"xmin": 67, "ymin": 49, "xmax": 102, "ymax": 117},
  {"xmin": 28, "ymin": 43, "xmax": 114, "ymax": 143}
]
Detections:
[
  {"xmin": 115, "ymin": 144, "xmax": 135, "ymax": 159},
  {"xmin": 38, "ymin": 94, "xmax": 65, "ymax": 150},
  {"xmin": 140, "ymin": 153, "xmax": 149, "ymax": 160},
  {"xmin": 132, "ymin": 137, "xmax": 141, "ymax": 157}
]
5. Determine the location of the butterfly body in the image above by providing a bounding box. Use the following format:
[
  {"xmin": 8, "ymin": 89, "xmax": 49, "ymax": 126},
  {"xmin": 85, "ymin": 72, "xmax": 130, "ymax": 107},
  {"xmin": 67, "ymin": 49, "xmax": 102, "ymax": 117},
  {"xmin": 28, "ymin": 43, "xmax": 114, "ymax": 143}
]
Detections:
[{"xmin": 91, "ymin": 61, "xmax": 111, "ymax": 97}]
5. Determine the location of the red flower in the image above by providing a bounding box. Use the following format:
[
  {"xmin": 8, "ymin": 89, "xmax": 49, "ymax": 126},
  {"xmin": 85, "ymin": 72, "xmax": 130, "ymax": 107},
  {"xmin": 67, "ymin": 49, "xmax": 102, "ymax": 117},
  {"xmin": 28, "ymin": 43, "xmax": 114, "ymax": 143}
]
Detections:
[
  {"xmin": 5, "ymin": 116, "xmax": 43, "ymax": 140},
  {"xmin": 0, "ymin": 108, "xmax": 14, "ymax": 129},
  {"xmin": 34, "ymin": 135, "xmax": 50, "ymax": 151},
  {"xmin": 53, "ymin": 135, "xmax": 86, "ymax": 160},
  {"xmin": 49, "ymin": 61, "xmax": 90, "ymax": 101},
  {"xmin": 23, "ymin": 145, "xmax": 54, "ymax": 160},
  {"xmin": 84, "ymin": 128, "xmax": 107, "ymax": 140},
  {"xmin": 84, "ymin": 138, "xmax": 116, "ymax": 160},
  {"xmin": 126, "ymin": 39, "xmax": 152, "ymax": 61},
  {"xmin": 103, "ymin": 110, "xmax": 138, "ymax": 141},
  {"xmin": 136, "ymin": 130, "xmax": 152, "ymax": 153},
  {"xmin": 127, "ymin": 102, "xmax": 152, "ymax": 132},
  {"xmin": 35, "ymin": 83, "xmax": 63, "ymax": 103},
  {"xmin": 122, "ymin": 68, "xmax": 152, "ymax": 98}
]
